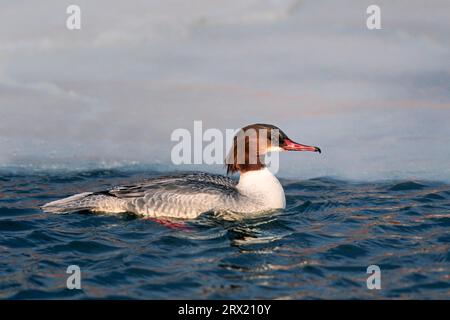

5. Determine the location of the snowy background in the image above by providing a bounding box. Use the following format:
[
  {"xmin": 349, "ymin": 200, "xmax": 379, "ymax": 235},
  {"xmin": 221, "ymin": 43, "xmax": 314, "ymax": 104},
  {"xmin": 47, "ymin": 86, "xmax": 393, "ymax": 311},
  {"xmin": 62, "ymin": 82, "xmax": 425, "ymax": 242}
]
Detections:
[{"xmin": 0, "ymin": 0, "xmax": 449, "ymax": 180}]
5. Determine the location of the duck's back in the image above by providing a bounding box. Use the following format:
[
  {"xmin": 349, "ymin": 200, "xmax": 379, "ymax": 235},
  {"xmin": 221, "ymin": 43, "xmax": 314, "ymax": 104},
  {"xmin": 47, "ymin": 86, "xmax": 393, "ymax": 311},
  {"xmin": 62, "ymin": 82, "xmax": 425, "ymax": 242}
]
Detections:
[
  {"xmin": 111, "ymin": 172, "xmax": 241, "ymax": 218},
  {"xmin": 43, "ymin": 172, "xmax": 241, "ymax": 219}
]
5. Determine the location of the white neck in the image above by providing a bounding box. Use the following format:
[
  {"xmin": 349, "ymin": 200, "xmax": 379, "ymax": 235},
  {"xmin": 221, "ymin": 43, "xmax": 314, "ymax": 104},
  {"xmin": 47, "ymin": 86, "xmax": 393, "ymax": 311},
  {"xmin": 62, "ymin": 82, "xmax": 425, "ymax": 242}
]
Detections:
[{"xmin": 237, "ymin": 167, "xmax": 286, "ymax": 210}]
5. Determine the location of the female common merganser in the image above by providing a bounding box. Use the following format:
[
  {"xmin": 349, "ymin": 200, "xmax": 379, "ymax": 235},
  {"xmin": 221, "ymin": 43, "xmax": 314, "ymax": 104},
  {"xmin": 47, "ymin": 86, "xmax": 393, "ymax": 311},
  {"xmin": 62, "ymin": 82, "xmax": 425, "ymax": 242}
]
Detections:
[{"xmin": 43, "ymin": 124, "xmax": 321, "ymax": 219}]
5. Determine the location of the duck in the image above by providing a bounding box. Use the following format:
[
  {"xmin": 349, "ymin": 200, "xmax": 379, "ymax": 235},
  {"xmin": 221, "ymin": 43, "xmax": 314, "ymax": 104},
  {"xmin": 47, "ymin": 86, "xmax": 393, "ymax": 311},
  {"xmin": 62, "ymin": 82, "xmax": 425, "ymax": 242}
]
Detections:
[{"xmin": 42, "ymin": 124, "xmax": 321, "ymax": 219}]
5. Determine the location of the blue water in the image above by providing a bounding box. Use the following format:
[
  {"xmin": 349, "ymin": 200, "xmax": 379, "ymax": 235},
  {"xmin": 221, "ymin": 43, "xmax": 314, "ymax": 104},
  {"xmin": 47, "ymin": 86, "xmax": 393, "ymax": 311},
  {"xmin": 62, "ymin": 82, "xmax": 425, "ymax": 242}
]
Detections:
[{"xmin": 0, "ymin": 168, "xmax": 449, "ymax": 299}]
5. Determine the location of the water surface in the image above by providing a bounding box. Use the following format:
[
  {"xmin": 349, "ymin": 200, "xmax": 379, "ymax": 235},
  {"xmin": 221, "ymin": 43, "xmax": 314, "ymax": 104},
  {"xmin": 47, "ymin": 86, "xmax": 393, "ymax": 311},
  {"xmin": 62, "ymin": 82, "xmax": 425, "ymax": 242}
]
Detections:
[{"xmin": 0, "ymin": 169, "xmax": 449, "ymax": 299}]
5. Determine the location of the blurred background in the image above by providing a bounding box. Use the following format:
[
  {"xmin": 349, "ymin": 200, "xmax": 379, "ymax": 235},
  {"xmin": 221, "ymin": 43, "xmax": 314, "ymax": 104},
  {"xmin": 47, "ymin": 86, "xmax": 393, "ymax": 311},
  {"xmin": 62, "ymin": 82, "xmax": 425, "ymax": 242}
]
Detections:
[{"xmin": 0, "ymin": 0, "xmax": 449, "ymax": 180}]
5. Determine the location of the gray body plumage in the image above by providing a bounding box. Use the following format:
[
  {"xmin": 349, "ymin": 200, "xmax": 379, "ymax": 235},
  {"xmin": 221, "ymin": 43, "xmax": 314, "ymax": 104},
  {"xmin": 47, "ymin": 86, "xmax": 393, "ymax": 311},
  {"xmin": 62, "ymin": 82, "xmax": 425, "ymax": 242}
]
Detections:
[{"xmin": 42, "ymin": 172, "xmax": 270, "ymax": 219}]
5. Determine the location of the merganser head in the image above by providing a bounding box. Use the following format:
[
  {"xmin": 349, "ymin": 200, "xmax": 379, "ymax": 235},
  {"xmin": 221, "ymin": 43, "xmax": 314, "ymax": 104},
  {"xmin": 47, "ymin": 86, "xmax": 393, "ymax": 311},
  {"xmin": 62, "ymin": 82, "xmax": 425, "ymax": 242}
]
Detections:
[{"xmin": 226, "ymin": 123, "xmax": 321, "ymax": 174}]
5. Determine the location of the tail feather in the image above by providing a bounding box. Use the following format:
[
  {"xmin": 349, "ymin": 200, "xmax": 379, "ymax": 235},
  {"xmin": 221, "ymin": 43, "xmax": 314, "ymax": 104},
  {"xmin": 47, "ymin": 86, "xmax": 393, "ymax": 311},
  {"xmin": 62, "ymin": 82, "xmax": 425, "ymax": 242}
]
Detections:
[
  {"xmin": 42, "ymin": 192, "xmax": 127, "ymax": 214},
  {"xmin": 42, "ymin": 192, "xmax": 97, "ymax": 213}
]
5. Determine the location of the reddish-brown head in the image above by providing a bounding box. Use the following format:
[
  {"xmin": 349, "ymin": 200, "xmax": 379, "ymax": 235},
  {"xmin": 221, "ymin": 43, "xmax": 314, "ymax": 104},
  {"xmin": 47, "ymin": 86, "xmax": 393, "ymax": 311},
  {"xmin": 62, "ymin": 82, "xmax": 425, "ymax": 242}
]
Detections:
[{"xmin": 225, "ymin": 123, "xmax": 321, "ymax": 174}]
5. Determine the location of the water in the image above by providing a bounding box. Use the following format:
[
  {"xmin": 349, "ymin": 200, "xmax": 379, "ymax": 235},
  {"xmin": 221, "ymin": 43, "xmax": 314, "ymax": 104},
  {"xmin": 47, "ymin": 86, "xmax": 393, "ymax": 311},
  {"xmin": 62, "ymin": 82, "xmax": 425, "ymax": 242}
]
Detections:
[{"xmin": 1, "ymin": 168, "xmax": 449, "ymax": 299}]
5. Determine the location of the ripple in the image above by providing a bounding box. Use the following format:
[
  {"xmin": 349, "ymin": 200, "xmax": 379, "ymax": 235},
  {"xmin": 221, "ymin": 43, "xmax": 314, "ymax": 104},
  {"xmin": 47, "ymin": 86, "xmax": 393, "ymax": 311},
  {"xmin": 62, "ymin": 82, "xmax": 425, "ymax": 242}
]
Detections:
[
  {"xmin": 0, "ymin": 207, "xmax": 33, "ymax": 217},
  {"xmin": 1, "ymin": 171, "xmax": 450, "ymax": 299},
  {"xmin": 389, "ymin": 181, "xmax": 427, "ymax": 191},
  {"xmin": 9, "ymin": 288, "xmax": 83, "ymax": 299},
  {"xmin": 26, "ymin": 230, "xmax": 60, "ymax": 244},
  {"xmin": 0, "ymin": 219, "xmax": 35, "ymax": 232},
  {"xmin": 43, "ymin": 240, "xmax": 120, "ymax": 255},
  {"xmin": 325, "ymin": 243, "xmax": 368, "ymax": 259},
  {"xmin": 376, "ymin": 222, "xmax": 433, "ymax": 234},
  {"xmin": 390, "ymin": 281, "xmax": 450, "ymax": 295}
]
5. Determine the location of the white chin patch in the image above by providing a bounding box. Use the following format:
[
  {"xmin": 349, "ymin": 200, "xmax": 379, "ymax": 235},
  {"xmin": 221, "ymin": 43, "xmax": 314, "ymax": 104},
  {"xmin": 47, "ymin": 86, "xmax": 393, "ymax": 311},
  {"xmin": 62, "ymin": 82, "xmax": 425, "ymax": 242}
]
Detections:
[{"xmin": 266, "ymin": 146, "xmax": 284, "ymax": 153}]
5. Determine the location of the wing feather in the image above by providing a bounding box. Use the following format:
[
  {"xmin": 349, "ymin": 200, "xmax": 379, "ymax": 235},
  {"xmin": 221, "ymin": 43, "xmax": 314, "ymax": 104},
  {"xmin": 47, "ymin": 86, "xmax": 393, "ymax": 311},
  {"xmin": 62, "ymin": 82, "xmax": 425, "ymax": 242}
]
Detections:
[{"xmin": 103, "ymin": 172, "xmax": 240, "ymax": 218}]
